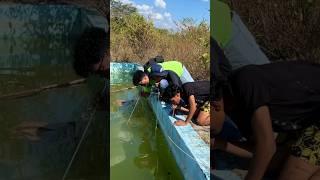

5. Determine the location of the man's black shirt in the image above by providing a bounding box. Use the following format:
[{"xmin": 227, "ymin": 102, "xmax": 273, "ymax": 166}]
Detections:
[
  {"xmin": 182, "ymin": 81, "xmax": 210, "ymax": 106},
  {"xmin": 229, "ymin": 61, "xmax": 320, "ymax": 137}
]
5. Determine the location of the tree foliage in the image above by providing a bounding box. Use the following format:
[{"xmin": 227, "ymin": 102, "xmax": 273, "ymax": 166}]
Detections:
[{"xmin": 110, "ymin": 0, "xmax": 209, "ymax": 80}]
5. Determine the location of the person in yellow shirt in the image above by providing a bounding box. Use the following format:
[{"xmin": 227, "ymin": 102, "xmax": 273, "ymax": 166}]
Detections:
[{"xmin": 132, "ymin": 56, "xmax": 194, "ymax": 97}]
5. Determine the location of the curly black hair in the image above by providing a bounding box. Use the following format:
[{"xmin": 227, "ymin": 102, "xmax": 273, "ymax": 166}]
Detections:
[
  {"xmin": 73, "ymin": 27, "xmax": 108, "ymax": 77},
  {"xmin": 162, "ymin": 84, "xmax": 182, "ymax": 102}
]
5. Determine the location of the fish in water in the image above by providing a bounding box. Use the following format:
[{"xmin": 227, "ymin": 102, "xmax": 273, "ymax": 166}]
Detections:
[
  {"xmin": 11, "ymin": 121, "xmax": 53, "ymax": 141},
  {"xmin": 116, "ymin": 99, "xmax": 135, "ymax": 107}
]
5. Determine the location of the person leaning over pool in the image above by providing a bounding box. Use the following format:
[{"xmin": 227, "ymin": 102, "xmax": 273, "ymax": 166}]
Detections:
[
  {"xmin": 143, "ymin": 56, "xmax": 194, "ymax": 84},
  {"xmin": 132, "ymin": 63, "xmax": 183, "ymax": 97},
  {"xmin": 211, "ymin": 40, "xmax": 320, "ymax": 180},
  {"xmin": 162, "ymin": 81, "xmax": 210, "ymax": 126},
  {"xmin": 132, "ymin": 56, "xmax": 195, "ymax": 96}
]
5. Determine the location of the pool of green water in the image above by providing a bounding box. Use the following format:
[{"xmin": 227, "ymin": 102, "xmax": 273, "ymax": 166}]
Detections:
[
  {"xmin": 0, "ymin": 36, "xmax": 107, "ymax": 180},
  {"xmin": 110, "ymin": 85, "xmax": 183, "ymax": 180},
  {"xmin": 0, "ymin": 4, "xmax": 109, "ymax": 179}
]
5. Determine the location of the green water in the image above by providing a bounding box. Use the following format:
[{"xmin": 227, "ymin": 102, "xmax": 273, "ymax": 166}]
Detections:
[
  {"xmin": 110, "ymin": 85, "xmax": 183, "ymax": 180},
  {"xmin": 0, "ymin": 28, "xmax": 107, "ymax": 180}
]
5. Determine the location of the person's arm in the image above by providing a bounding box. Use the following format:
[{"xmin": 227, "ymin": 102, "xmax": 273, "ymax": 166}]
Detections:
[
  {"xmin": 245, "ymin": 106, "xmax": 276, "ymax": 180},
  {"xmin": 167, "ymin": 71, "xmax": 182, "ymax": 88},
  {"xmin": 174, "ymin": 95, "xmax": 196, "ymax": 126},
  {"xmin": 212, "ymin": 99, "xmax": 225, "ymax": 135},
  {"xmin": 213, "ymin": 138, "xmax": 253, "ymax": 159},
  {"xmin": 179, "ymin": 106, "xmax": 189, "ymax": 112},
  {"xmin": 171, "ymin": 104, "xmax": 189, "ymax": 116}
]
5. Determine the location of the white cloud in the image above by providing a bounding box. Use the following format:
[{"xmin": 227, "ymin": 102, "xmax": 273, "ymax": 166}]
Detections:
[
  {"xmin": 135, "ymin": 4, "xmax": 154, "ymax": 19},
  {"xmin": 155, "ymin": 0, "xmax": 166, "ymax": 9},
  {"xmin": 155, "ymin": 12, "xmax": 176, "ymax": 31},
  {"xmin": 117, "ymin": 0, "xmax": 135, "ymax": 5},
  {"xmin": 116, "ymin": 0, "xmax": 175, "ymax": 30},
  {"xmin": 152, "ymin": 13, "xmax": 163, "ymax": 20},
  {"xmin": 135, "ymin": 4, "xmax": 164, "ymax": 21},
  {"xmin": 164, "ymin": 12, "xmax": 171, "ymax": 18},
  {"xmin": 136, "ymin": 4, "xmax": 152, "ymax": 13}
]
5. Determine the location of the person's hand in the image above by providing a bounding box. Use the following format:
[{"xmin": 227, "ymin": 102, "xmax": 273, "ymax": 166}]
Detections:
[
  {"xmin": 171, "ymin": 104, "xmax": 179, "ymax": 116},
  {"xmin": 174, "ymin": 120, "xmax": 188, "ymax": 126},
  {"xmin": 172, "ymin": 104, "xmax": 177, "ymax": 110}
]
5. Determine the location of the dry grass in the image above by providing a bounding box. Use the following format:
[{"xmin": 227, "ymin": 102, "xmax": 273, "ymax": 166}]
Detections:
[
  {"xmin": 228, "ymin": 0, "xmax": 320, "ymax": 62},
  {"xmin": 111, "ymin": 22, "xmax": 210, "ymax": 80},
  {"xmin": 111, "ymin": 35, "xmax": 210, "ymax": 80}
]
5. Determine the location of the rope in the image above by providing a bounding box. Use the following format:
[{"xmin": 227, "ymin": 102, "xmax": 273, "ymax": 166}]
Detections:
[
  {"xmin": 126, "ymin": 96, "xmax": 140, "ymax": 125},
  {"xmin": 154, "ymin": 91, "xmax": 160, "ymax": 177},
  {"xmin": 62, "ymin": 104, "xmax": 97, "ymax": 180},
  {"xmin": 154, "ymin": 90, "xmax": 160, "ymax": 137},
  {"xmin": 155, "ymin": 157, "xmax": 159, "ymax": 177},
  {"xmin": 151, "ymin": 90, "xmax": 210, "ymax": 171},
  {"xmin": 167, "ymin": 135, "xmax": 209, "ymax": 170},
  {"xmin": 166, "ymin": 135, "xmax": 197, "ymax": 161}
]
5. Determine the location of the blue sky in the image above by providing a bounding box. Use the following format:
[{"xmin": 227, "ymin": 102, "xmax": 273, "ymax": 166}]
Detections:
[{"xmin": 116, "ymin": 0, "xmax": 209, "ymax": 30}]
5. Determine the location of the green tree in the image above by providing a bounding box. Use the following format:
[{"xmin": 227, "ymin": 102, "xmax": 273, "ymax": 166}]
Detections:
[
  {"xmin": 110, "ymin": 1, "xmax": 210, "ymax": 79},
  {"xmin": 111, "ymin": 0, "xmax": 137, "ymax": 18}
]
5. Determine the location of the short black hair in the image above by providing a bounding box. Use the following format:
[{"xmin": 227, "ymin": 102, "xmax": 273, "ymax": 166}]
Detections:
[
  {"xmin": 132, "ymin": 70, "xmax": 147, "ymax": 86},
  {"xmin": 73, "ymin": 27, "xmax": 108, "ymax": 77},
  {"xmin": 162, "ymin": 84, "xmax": 182, "ymax": 102}
]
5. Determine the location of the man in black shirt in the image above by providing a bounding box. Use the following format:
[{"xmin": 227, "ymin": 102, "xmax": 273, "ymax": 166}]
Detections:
[
  {"xmin": 212, "ymin": 40, "xmax": 320, "ymax": 179},
  {"xmin": 163, "ymin": 81, "xmax": 210, "ymax": 126}
]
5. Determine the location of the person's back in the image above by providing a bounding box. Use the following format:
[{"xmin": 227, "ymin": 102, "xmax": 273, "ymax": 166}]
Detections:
[
  {"xmin": 145, "ymin": 59, "xmax": 194, "ymax": 84},
  {"xmin": 146, "ymin": 60, "xmax": 182, "ymax": 75},
  {"xmin": 150, "ymin": 69, "xmax": 183, "ymax": 91},
  {"xmin": 182, "ymin": 81, "xmax": 210, "ymax": 105},
  {"xmin": 214, "ymin": 61, "xmax": 320, "ymax": 180},
  {"xmin": 229, "ymin": 61, "xmax": 320, "ymax": 136},
  {"xmin": 211, "ymin": 0, "xmax": 270, "ymax": 70},
  {"xmin": 162, "ymin": 81, "xmax": 210, "ymax": 126},
  {"xmin": 159, "ymin": 61, "xmax": 184, "ymax": 77}
]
